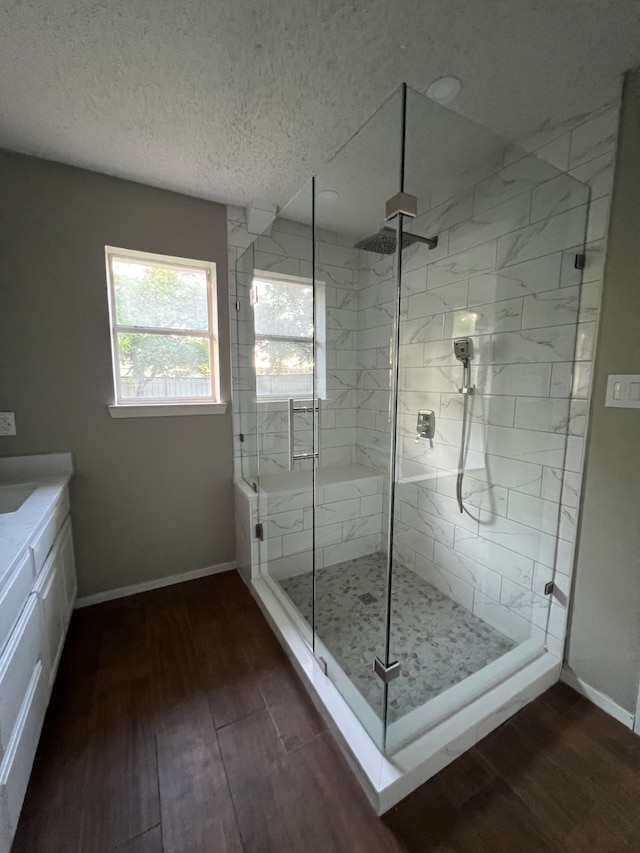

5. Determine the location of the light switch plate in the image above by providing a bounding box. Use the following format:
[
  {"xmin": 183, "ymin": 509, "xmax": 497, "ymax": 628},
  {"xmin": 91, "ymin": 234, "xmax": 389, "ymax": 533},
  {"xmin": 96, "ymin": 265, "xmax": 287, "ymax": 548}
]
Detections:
[
  {"xmin": 605, "ymin": 375, "xmax": 640, "ymax": 408},
  {"xmin": 0, "ymin": 412, "xmax": 16, "ymax": 436}
]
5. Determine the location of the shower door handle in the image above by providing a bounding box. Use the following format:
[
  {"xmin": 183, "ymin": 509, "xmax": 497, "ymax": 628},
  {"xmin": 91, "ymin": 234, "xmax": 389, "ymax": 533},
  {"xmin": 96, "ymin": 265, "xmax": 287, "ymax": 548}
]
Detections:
[{"xmin": 288, "ymin": 398, "xmax": 320, "ymax": 471}]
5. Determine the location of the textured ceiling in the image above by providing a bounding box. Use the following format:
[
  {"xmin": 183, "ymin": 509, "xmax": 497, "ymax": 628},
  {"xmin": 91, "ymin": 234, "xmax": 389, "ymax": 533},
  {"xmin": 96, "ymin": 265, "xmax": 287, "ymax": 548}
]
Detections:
[{"xmin": 0, "ymin": 0, "xmax": 638, "ymax": 208}]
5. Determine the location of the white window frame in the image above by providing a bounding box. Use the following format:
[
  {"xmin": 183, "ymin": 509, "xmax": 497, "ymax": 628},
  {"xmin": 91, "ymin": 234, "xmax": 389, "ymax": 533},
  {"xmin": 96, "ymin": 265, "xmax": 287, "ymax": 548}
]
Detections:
[
  {"xmin": 105, "ymin": 246, "xmax": 221, "ymax": 409},
  {"xmin": 252, "ymin": 270, "xmax": 326, "ymax": 403}
]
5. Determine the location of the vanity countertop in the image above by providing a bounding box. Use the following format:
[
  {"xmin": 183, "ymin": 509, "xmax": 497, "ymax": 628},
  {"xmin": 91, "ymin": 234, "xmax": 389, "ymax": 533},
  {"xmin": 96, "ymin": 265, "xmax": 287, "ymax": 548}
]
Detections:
[{"xmin": 0, "ymin": 453, "xmax": 73, "ymax": 584}]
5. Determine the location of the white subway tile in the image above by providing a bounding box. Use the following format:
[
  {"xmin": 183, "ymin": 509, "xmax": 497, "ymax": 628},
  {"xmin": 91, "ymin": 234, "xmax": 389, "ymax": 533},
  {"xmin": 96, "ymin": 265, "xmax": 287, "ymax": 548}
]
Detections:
[
  {"xmin": 569, "ymin": 151, "xmax": 615, "ymax": 200},
  {"xmin": 534, "ymin": 135, "xmax": 571, "ymax": 172},
  {"xmin": 507, "ymin": 491, "xmax": 560, "ymax": 536},
  {"xmin": 413, "ymin": 188, "xmax": 474, "ymax": 234},
  {"xmin": 473, "ymin": 156, "xmax": 559, "ymax": 215},
  {"xmin": 282, "ymin": 530, "xmax": 313, "ymax": 557},
  {"xmin": 343, "ymin": 514, "xmax": 382, "ymax": 541},
  {"xmin": 574, "ymin": 322, "xmax": 596, "ymax": 362},
  {"xmin": 490, "ymin": 327, "xmax": 576, "ymax": 363},
  {"xmin": 530, "ymin": 174, "xmax": 589, "ymax": 224},
  {"xmin": 432, "ymin": 542, "xmax": 502, "ymax": 600},
  {"xmin": 428, "ymin": 241, "xmax": 497, "ymax": 290},
  {"xmin": 478, "ymin": 424, "xmax": 568, "ymax": 468},
  {"xmin": 444, "ymin": 298, "xmax": 523, "ymax": 338},
  {"xmin": 402, "ymin": 267, "xmax": 427, "ymax": 296},
  {"xmin": 450, "ymin": 194, "xmax": 531, "ymax": 255},
  {"xmin": 569, "ymin": 107, "xmax": 619, "ymax": 168},
  {"xmin": 413, "ymin": 560, "xmax": 475, "ymax": 611},
  {"xmin": 564, "ymin": 436, "xmax": 584, "ymax": 473},
  {"xmin": 497, "ymin": 205, "xmax": 587, "ymax": 268},
  {"xmin": 464, "ymin": 453, "xmax": 543, "ymax": 496},
  {"xmin": 392, "ymin": 520, "xmax": 435, "ymax": 561},
  {"xmin": 440, "ymin": 394, "xmax": 515, "ymax": 427},
  {"xmin": 483, "ymin": 363, "xmax": 552, "ymax": 396},
  {"xmin": 401, "ymin": 365, "xmax": 458, "ymax": 393},
  {"xmin": 466, "ymin": 510, "xmax": 557, "ymax": 566},
  {"xmin": 417, "ymin": 487, "xmax": 479, "ymax": 534},
  {"xmin": 436, "ymin": 473, "xmax": 508, "ymax": 516},
  {"xmin": 549, "ymin": 362, "xmax": 572, "ymax": 398},
  {"xmin": 454, "ymin": 529, "xmax": 534, "ymax": 586},
  {"xmin": 500, "ymin": 579, "xmax": 550, "ymax": 629},
  {"xmin": 408, "ymin": 280, "xmax": 469, "ymax": 317},
  {"xmin": 400, "ymin": 502, "xmax": 455, "ymax": 548},
  {"xmin": 472, "ymin": 589, "xmax": 540, "ymax": 644},
  {"xmin": 323, "ymin": 535, "xmax": 380, "ymax": 567},
  {"xmin": 521, "ymin": 285, "xmax": 581, "ymax": 329},
  {"xmin": 571, "ymin": 362, "xmax": 592, "ymax": 399},
  {"xmin": 401, "ymin": 314, "xmax": 446, "ymax": 344},
  {"xmin": 514, "ymin": 397, "xmax": 571, "ymax": 433},
  {"xmin": 586, "ymin": 196, "xmax": 610, "ymax": 244},
  {"xmin": 468, "ymin": 253, "xmax": 562, "ymax": 306}
]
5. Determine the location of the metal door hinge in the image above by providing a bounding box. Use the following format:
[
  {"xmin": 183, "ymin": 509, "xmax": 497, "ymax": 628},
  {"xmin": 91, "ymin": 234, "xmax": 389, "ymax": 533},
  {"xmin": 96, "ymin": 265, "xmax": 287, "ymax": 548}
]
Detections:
[
  {"xmin": 544, "ymin": 581, "xmax": 555, "ymax": 595},
  {"xmin": 255, "ymin": 522, "xmax": 264, "ymax": 541},
  {"xmin": 373, "ymin": 657, "xmax": 401, "ymax": 684},
  {"xmin": 235, "ymin": 299, "xmax": 241, "ymax": 311},
  {"xmin": 239, "ymin": 433, "xmax": 245, "ymax": 443},
  {"xmin": 574, "ymin": 253, "xmax": 586, "ymax": 270}
]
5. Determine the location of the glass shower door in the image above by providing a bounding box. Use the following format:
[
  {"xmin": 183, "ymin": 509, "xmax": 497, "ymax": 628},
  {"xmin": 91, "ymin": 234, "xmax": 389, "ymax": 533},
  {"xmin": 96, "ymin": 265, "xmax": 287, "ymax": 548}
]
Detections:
[
  {"xmin": 384, "ymin": 85, "xmax": 590, "ymax": 752},
  {"xmin": 242, "ymin": 181, "xmax": 318, "ymax": 647},
  {"xmin": 309, "ymin": 88, "xmax": 409, "ymax": 750}
]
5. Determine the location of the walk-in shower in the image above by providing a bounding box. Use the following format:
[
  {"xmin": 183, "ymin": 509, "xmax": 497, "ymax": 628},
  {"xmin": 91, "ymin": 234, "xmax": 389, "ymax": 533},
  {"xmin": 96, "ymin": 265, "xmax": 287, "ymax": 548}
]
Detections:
[{"xmin": 231, "ymin": 82, "xmax": 592, "ymax": 811}]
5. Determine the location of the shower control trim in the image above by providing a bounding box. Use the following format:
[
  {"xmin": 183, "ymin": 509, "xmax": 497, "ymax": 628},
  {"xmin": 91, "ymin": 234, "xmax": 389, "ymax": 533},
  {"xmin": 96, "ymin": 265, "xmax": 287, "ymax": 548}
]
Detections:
[{"xmin": 416, "ymin": 409, "xmax": 435, "ymax": 439}]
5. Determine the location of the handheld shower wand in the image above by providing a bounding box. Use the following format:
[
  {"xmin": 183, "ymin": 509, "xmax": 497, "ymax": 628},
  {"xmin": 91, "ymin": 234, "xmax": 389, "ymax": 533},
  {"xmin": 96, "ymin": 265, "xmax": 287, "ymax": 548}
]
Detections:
[
  {"xmin": 454, "ymin": 337, "xmax": 475, "ymax": 395},
  {"xmin": 454, "ymin": 338, "xmax": 474, "ymax": 513}
]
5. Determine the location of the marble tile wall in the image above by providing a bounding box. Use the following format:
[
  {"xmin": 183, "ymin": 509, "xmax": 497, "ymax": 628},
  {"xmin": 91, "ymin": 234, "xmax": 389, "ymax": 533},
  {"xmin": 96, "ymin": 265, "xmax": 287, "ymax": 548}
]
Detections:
[
  {"xmin": 258, "ymin": 467, "xmax": 384, "ymax": 578},
  {"xmin": 386, "ymin": 103, "xmax": 619, "ymax": 651},
  {"xmin": 228, "ymin": 211, "xmax": 360, "ymax": 479}
]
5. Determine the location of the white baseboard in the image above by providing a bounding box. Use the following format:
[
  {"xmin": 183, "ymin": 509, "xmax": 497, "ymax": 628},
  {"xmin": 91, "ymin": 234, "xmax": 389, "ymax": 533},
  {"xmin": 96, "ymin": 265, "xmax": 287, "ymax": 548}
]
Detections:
[
  {"xmin": 561, "ymin": 667, "xmax": 636, "ymax": 730},
  {"xmin": 75, "ymin": 561, "xmax": 237, "ymax": 608}
]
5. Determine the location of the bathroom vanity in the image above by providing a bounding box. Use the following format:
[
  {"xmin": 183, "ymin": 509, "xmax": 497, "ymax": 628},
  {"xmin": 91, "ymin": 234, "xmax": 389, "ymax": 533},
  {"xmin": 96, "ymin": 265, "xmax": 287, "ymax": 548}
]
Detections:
[{"xmin": 0, "ymin": 454, "xmax": 76, "ymax": 853}]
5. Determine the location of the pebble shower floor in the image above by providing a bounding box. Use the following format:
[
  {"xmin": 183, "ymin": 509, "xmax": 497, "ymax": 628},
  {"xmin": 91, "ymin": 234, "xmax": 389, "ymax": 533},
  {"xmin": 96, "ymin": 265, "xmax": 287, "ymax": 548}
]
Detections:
[{"xmin": 280, "ymin": 553, "xmax": 515, "ymax": 724}]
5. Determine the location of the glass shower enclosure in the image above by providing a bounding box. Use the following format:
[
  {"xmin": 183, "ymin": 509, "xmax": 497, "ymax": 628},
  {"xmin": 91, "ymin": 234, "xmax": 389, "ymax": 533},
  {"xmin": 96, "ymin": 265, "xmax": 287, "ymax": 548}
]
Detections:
[{"xmin": 235, "ymin": 83, "xmax": 590, "ymax": 756}]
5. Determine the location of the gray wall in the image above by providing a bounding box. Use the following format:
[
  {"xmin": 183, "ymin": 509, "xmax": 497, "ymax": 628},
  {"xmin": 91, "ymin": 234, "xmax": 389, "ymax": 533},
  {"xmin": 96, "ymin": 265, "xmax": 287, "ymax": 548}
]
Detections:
[
  {"xmin": 566, "ymin": 70, "xmax": 640, "ymax": 713},
  {"xmin": 0, "ymin": 150, "xmax": 234, "ymax": 598}
]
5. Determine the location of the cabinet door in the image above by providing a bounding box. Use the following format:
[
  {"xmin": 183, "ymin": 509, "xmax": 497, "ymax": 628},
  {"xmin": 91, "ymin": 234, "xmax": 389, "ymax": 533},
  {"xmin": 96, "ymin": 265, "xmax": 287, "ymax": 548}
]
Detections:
[
  {"xmin": 0, "ymin": 597, "xmax": 42, "ymax": 760},
  {"xmin": 33, "ymin": 552, "xmax": 66, "ymax": 687},
  {"xmin": 0, "ymin": 661, "xmax": 46, "ymax": 851},
  {"xmin": 58, "ymin": 518, "xmax": 77, "ymax": 623}
]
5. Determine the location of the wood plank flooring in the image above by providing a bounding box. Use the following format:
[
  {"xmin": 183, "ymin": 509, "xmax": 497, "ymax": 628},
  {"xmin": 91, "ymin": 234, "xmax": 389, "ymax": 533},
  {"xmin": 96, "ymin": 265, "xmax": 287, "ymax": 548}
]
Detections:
[{"xmin": 12, "ymin": 571, "xmax": 640, "ymax": 852}]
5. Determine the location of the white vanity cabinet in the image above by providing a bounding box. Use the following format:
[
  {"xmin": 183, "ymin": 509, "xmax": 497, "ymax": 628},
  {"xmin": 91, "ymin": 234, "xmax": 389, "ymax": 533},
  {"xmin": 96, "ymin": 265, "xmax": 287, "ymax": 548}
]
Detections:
[{"xmin": 0, "ymin": 480, "xmax": 76, "ymax": 853}]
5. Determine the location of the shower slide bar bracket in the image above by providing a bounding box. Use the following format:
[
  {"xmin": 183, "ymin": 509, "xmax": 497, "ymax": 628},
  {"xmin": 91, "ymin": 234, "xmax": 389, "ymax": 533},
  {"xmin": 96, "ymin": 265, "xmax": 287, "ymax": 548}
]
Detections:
[
  {"xmin": 288, "ymin": 398, "xmax": 322, "ymax": 470},
  {"xmin": 373, "ymin": 657, "xmax": 401, "ymax": 684}
]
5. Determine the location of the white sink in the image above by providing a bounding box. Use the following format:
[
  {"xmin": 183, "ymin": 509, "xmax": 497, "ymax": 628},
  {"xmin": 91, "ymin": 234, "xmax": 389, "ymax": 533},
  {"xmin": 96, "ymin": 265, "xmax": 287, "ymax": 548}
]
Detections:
[{"xmin": 0, "ymin": 484, "xmax": 36, "ymax": 514}]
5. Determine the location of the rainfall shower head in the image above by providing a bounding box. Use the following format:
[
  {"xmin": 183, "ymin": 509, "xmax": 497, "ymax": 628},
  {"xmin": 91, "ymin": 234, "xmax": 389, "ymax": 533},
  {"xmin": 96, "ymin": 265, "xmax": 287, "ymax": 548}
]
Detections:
[{"xmin": 354, "ymin": 226, "xmax": 438, "ymax": 255}]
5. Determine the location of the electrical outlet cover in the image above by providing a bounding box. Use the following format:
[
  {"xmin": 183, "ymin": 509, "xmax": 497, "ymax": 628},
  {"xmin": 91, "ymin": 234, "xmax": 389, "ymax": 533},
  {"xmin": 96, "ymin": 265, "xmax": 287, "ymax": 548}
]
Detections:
[{"xmin": 0, "ymin": 412, "xmax": 17, "ymax": 436}]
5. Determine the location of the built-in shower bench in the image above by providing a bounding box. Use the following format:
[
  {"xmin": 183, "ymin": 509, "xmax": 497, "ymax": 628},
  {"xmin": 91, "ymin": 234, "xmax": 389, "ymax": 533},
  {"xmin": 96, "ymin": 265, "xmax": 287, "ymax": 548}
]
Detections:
[{"xmin": 234, "ymin": 464, "xmax": 384, "ymax": 580}]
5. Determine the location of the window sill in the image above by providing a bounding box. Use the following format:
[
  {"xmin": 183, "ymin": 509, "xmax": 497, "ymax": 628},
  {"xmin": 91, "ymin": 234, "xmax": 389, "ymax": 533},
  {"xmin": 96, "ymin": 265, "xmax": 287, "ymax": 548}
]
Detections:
[{"xmin": 108, "ymin": 402, "xmax": 227, "ymax": 419}]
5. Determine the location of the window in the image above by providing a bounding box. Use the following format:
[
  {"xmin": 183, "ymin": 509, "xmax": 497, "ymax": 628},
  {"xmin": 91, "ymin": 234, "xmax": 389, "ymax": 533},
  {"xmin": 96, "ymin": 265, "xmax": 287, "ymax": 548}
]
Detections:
[
  {"xmin": 105, "ymin": 247, "xmax": 219, "ymax": 406},
  {"xmin": 252, "ymin": 273, "xmax": 324, "ymax": 400}
]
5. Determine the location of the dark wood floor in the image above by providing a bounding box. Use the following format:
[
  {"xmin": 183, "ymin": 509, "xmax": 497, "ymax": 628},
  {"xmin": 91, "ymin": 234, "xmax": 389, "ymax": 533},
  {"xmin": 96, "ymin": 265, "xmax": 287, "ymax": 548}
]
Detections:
[{"xmin": 12, "ymin": 571, "xmax": 640, "ymax": 853}]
